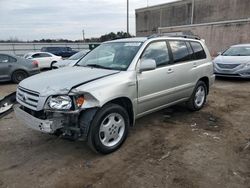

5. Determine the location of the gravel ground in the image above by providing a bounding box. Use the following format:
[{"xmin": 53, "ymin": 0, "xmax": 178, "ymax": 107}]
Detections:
[{"xmin": 0, "ymin": 78, "xmax": 249, "ymax": 188}]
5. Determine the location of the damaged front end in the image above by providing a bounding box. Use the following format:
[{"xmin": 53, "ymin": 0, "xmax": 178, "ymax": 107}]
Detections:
[{"xmin": 15, "ymin": 86, "xmax": 100, "ymax": 140}]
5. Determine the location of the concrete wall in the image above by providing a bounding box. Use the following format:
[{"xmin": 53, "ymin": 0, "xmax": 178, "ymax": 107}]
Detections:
[
  {"xmin": 135, "ymin": 0, "xmax": 250, "ymax": 55},
  {"xmin": 193, "ymin": 0, "xmax": 250, "ymax": 24},
  {"xmin": 136, "ymin": 0, "xmax": 250, "ymax": 36},
  {"xmin": 136, "ymin": 0, "xmax": 192, "ymax": 36}
]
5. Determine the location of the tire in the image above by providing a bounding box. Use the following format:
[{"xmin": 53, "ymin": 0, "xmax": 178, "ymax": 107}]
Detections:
[
  {"xmin": 50, "ymin": 61, "xmax": 57, "ymax": 69},
  {"xmin": 12, "ymin": 70, "xmax": 28, "ymax": 83},
  {"xmin": 87, "ymin": 103, "xmax": 129, "ymax": 154},
  {"xmin": 186, "ymin": 81, "xmax": 207, "ymax": 111}
]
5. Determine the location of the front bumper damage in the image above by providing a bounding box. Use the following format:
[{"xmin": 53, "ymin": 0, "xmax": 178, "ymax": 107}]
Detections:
[
  {"xmin": 14, "ymin": 105, "xmax": 82, "ymax": 138},
  {"xmin": 14, "ymin": 105, "xmax": 63, "ymax": 133}
]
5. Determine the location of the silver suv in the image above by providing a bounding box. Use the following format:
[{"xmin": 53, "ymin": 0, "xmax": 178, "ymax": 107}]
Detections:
[{"xmin": 14, "ymin": 36, "xmax": 215, "ymax": 154}]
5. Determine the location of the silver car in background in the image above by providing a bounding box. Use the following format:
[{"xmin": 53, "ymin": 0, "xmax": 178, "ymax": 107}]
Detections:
[
  {"xmin": 213, "ymin": 44, "xmax": 250, "ymax": 78},
  {"xmin": 0, "ymin": 53, "xmax": 40, "ymax": 83}
]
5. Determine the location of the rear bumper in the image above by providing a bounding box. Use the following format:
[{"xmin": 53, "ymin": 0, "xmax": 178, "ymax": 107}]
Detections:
[{"xmin": 14, "ymin": 105, "xmax": 62, "ymax": 133}]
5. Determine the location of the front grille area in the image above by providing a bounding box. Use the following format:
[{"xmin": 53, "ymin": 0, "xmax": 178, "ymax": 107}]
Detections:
[
  {"xmin": 217, "ymin": 63, "xmax": 240, "ymax": 69},
  {"xmin": 17, "ymin": 87, "xmax": 40, "ymax": 110}
]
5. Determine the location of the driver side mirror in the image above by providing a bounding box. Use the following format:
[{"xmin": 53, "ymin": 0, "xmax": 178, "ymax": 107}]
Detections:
[{"xmin": 139, "ymin": 59, "xmax": 156, "ymax": 73}]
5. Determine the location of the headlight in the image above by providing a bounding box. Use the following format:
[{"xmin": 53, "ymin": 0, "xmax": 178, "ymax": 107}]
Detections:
[{"xmin": 48, "ymin": 96, "xmax": 72, "ymax": 110}]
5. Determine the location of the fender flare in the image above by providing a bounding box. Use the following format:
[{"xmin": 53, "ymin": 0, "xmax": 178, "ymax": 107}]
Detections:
[{"xmin": 79, "ymin": 108, "xmax": 99, "ymax": 140}]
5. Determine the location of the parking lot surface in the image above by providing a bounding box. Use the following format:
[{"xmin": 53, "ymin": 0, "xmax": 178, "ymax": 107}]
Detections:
[{"xmin": 0, "ymin": 78, "xmax": 249, "ymax": 188}]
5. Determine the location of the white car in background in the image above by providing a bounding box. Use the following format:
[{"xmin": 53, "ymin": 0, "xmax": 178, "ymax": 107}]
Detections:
[
  {"xmin": 24, "ymin": 52, "xmax": 62, "ymax": 69},
  {"xmin": 52, "ymin": 50, "xmax": 90, "ymax": 69}
]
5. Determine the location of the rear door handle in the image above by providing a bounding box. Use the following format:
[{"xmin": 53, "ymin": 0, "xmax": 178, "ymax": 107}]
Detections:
[
  {"xmin": 167, "ymin": 68, "xmax": 174, "ymax": 74},
  {"xmin": 193, "ymin": 63, "xmax": 197, "ymax": 67}
]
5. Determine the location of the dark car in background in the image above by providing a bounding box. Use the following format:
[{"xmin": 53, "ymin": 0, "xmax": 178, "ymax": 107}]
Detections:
[
  {"xmin": 0, "ymin": 53, "xmax": 40, "ymax": 83},
  {"xmin": 41, "ymin": 47, "xmax": 78, "ymax": 58}
]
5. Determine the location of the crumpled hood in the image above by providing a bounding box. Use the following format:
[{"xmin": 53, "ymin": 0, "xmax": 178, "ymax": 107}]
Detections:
[
  {"xmin": 213, "ymin": 55, "xmax": 250, "ymax": 64},
  {"xmin": 19, "ymin": 66, "xmax": 119, "ymax": 96}
]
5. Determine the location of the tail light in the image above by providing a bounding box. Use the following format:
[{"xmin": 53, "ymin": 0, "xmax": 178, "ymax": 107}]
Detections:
[{"xmin": 32, "ymin": 60, "xmax": 39, "ymax": 67}]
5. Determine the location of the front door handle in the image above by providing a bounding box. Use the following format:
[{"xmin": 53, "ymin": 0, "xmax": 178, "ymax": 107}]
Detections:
[
  {"xmin": 167, "ymin": 68, "xmax": 174, "ymax": 74},
  {"xmin": 193, "ymin": 63, "xmax": 197, "ymax": 67}
]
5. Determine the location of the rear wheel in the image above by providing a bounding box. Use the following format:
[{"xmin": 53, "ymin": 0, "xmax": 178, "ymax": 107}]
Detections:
[
  {"xmin": 12, "ymin": 70, "xmax": 28, "ymax": 83},
  {"xmin": 187, "ymin": 81, "xmax": 207, "ymax": 111},
  {"xmin": 50, "ymin": 61, "xmax": 57, "ymax": 69},
  {"xmin": 87, "ymin": 104, "xmax": 129, "ymax": 154}
]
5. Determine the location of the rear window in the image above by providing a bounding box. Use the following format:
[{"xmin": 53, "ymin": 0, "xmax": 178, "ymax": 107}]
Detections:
[
  {"xmin": 169, "ymin": 41, "xmax": 190, "ymax": 63},
  {"xmin": 9, "ymin": 56, "xmax": 17, "ymax": 62},
  {"xmin": 0, "ymin": 54, "xmax": 16, "ymax": 63},
  {"xmin": 190, "ymin": 42, "xmax": 207, "ymax": 59}
]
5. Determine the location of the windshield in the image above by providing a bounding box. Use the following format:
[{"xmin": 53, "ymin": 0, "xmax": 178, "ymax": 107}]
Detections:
[
  {"xmin": 68, "ymin": 50, "xmax": 89, "ymax": 60},
  {"xmin": 76, "ymin": 42, "xmax": 142, "ymax": 71},
  {"xmin": 222, "ymin": 46, "xmax": 250, "ymax": 56}
]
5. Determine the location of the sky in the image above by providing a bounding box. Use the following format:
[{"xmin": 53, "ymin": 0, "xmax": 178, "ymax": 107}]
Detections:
[{"xmin": 0, "ymin": 0, "xmax": 178, "ymax": 41}]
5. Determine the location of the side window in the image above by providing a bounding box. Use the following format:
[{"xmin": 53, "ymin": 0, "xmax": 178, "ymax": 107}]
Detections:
[
  {"xmin": 32, "ymin": 53, "xmax": 41, "ymax": 58},
  {"xmin": 169, "ymin": 41, "xmax": 190, "ymax": 63},
  {"xmin": 141, "ymin": 41, "xmax": 170, "ymax": 67},
  {"xmin": 0, "ymin": 55, "xmax": 10, "ymax": 63},
  {"xmin": 186, "ymin": 42, "xmax": 196, "ymax": 60},
  {"xmin": 40, "ymin": 53, "xmax": 51, "ymax": 57},
  {"xmin": 190, "ymin": 42, "xmax": 207, "ymax": 60},
  {"xmin": 32, "ymin": 53, "xmax": 51, "ymax": 58}
]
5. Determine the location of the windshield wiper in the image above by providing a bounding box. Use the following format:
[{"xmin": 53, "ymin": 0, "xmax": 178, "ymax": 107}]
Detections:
[{"xmin": 85, "ymin": 64, "xmax": 112, "ymax": 70}]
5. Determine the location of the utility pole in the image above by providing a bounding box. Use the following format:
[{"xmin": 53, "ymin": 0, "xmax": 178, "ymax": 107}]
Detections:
[
  {"xmin": 82, "ymin": 29, "xmax": 85, "ymax": 42},
  {"xmin": 127, "ymin": 0, "xmax": 129, "ymax": 34},
  {"xmin": 191, "ymin": 0, "xmax": 195, "ymax": 24}
]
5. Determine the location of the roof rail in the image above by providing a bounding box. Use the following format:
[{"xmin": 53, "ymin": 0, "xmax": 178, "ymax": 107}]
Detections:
[{"xmin": 147, "ymin": 34, "xmax": 201, "ymax": 40}]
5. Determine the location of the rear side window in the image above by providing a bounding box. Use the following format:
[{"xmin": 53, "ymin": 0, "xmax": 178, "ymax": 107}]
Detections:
[
  {"xmin": 190, "ymin": 42, "xmax": 207, "ymax": 60},
  {"xmin": 0, "ymin": 55, "xmax": 16, "ymax": 63},
  {"xmin": 186, "ymin": 42, "xmax": 196, "ymax": 60},
  {"xmin": 142, "ymin": 41, "xmax": 170, "ymax": 67},
  {"xmin": 32, "ymin": 53, "xmax": 51, "ymax": 58},
  {"xmin": 32, "ymin": 53, "xmax": 42, "ymax": 58},
  {"xmin": 40, "ymin": 53, "xmax": 51, "ymax": 57},
  {"xmin": 0, "ymin": 54, "xmax": 9, "ymax": 63},
  {"xmin": 169, "ymin": 41, "xmax": 190, "ymax": 63}
]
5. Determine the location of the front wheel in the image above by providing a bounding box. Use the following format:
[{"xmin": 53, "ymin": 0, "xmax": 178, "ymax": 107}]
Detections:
[
  {"xmin": 186, "ymin": 81, "xmax": 207, "ymax": 111},
  {"xmin": 87, "ymin": 104, "xmax": 129, "ymax": 154}
]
